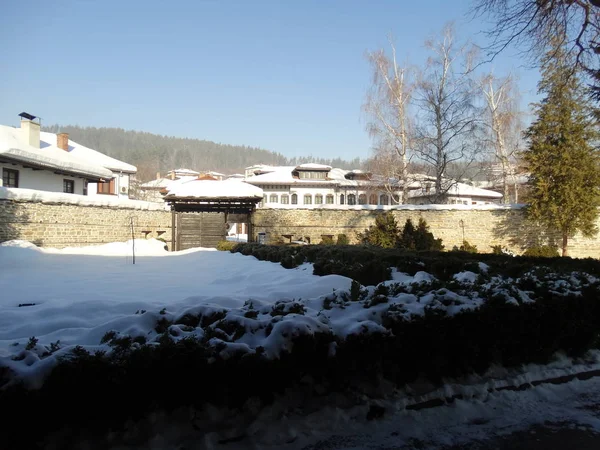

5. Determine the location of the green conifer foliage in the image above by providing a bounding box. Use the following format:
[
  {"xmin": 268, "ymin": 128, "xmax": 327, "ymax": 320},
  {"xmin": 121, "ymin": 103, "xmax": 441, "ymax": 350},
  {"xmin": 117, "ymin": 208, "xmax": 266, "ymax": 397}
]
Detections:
[
  {"xmin": 358, "ymin": 212, "xmax": 400, "ymax": 248},
  {"xmin": 523, "ymin": 43, "xmax": 600, "ymax": 257}
]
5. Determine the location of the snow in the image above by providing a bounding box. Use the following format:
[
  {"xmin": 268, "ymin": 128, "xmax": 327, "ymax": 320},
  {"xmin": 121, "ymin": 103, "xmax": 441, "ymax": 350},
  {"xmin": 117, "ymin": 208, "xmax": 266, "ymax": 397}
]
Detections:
[
  {"xmin": 0, "ymin": 186, "xmax": 168, "ymax": 210},
  {"xmin": 409, "ymin": 181, "xmax": 503, "ymax": 199},
  {"xmin": 165, "ymin": 178, "xmax": 264, "ymax": 199},
  {"xmin": 296, "ymin": 163, "xmax": 332, "ymax": 170},
  {"xmin": 3, "ymin": 239, "xmax": 600, "ymax": 448},
  {"xmin": 3, "ymin": 238, "xmax": 595, "ymax": 391},
  {"xmin": 39, "ymin": 131, "xmax": 137, "ymax": 173},
  {"xmin": 0, "ymin": 125, "xmax": 114, "ymax": 179},
  {"xmin": 0, "ymin": 239, "xmax": 350, "ymax": 385}
]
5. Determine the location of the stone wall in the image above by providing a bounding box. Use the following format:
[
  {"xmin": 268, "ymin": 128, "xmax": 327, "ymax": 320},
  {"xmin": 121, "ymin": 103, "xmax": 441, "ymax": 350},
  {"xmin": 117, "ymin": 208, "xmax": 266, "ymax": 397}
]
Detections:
[
  {"xmin": 0, "ymin": 199, "xmax": 173, "ymax": 249},
  {"xmin": 3, "ymin": 201, "xmax": 600, "ymax": 258},
  {"xmin": 252, "ymin": 207, "xmax": 600, "ymax": 258}
]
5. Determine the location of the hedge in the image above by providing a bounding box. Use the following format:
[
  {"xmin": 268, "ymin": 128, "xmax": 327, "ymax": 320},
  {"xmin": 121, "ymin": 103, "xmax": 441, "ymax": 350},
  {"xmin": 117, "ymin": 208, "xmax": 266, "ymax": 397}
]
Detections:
[{"xmin": 232, "ymin": 243, "xmax": 600, "ymax": 285}]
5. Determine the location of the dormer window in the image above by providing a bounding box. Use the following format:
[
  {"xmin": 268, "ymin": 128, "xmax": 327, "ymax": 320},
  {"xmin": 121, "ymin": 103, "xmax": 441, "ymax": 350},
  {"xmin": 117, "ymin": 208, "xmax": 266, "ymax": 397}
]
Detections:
[{"xmin": 298, "ymin": 171, "xmax": 327, "ymax": 180}]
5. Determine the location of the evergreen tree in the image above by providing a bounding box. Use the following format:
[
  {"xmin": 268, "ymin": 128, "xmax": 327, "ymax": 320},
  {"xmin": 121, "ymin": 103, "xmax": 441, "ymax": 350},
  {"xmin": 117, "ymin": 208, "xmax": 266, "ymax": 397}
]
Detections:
[
  {"xmin": 358, "ymin": 212, "xmax": 400, "ymax": 248},
  {"xmin": 523, "ymin": 43, "xmax": 600, "ymax": 257}
]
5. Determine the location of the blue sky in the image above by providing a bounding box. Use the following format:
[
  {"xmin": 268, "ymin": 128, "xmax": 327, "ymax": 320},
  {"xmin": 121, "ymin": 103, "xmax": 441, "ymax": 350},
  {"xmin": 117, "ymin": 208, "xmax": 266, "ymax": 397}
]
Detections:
[{"xmin": 0, "ymin": 0, "xmax": 540, "ymax": 160}]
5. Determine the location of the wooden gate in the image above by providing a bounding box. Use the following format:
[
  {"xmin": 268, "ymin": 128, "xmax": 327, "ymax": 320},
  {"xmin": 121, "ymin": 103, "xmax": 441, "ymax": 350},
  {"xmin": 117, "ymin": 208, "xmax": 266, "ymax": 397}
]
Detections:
[{"xmin": 176, "ymin": 212, "xmax": 226, "ymax": 250}]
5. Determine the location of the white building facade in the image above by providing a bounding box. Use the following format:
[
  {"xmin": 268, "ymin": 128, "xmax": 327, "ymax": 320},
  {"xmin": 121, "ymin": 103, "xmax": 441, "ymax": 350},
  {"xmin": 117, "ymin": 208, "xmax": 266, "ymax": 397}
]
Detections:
[{"xmin": 244, "ymin": 164, "xmax": 503, "ymax": 208}]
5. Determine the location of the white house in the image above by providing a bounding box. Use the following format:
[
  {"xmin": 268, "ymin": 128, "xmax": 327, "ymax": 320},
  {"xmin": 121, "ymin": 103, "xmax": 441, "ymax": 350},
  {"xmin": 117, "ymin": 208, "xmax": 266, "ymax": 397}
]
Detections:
[
  {"xmin": 0, "ymin": 116, "xmax": 136, "ymax": 198},
  {"xmin": 407, "ymin": 180, "xmax": 503, "ymax": 205}
]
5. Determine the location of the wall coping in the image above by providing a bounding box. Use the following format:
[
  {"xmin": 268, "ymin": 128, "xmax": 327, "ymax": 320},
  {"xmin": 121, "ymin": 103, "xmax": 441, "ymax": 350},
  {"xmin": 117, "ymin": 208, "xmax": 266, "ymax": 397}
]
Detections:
[
  {"xmin": 257, "ymin": 204, "xmax": 525, "ymax": 212},
  {"xmin": 0, "ymin": 187, "xmax": 169, "ymax": 211}
]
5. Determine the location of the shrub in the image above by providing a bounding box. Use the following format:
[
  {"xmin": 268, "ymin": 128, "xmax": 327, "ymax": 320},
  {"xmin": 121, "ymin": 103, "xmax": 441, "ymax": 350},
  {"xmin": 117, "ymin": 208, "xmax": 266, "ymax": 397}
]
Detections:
[
  {"xmin": 452, "ymin": 240, "xmax": 478, "ymax": 253},
  {"xmin": 523, "ymin": 245, "xmax": 560, "ymax": 258},
  {"xmin": 320, "ymin": 235, "xmax": 335, "ymax": 245},
  {"xmin": 336, "ymin": 234, "xmax": 349, "ymax": 245},
  {"xmin": 397, "ymin": 218, "xmax": 444, "ymax": 251},
  {"xmin": 358, "ymin": 212, "xmax": 400, "ymax": 248},
  {"xmin": 216, "ymin": 240, "xmax": 239, "ymax": 251},
  {"xmin": 413, "ymin": 218, "xmax": 444, "ymax": 251}
]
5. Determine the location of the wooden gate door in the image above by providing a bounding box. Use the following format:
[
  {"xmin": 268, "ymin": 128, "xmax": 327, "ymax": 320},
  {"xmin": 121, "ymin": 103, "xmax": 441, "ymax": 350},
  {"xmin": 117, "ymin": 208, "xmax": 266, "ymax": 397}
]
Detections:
[{"xmin": 177, "ymin": 212, "xmax": 226, "ymax": 250}]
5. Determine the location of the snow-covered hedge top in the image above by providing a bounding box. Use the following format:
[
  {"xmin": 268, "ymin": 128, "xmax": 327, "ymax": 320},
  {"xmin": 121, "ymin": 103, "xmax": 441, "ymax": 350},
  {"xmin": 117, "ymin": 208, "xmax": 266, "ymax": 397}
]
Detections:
[
  {"xmin": 165, "ymin": 179, "xmax": 264, "ymax": 199},
  {"xmin": 0, "ymin": 125, "xmax": 114, "ymax": 179},
  {"xmin": 0, "ymin": 187, "xmax": 169, "ymax": 210}
]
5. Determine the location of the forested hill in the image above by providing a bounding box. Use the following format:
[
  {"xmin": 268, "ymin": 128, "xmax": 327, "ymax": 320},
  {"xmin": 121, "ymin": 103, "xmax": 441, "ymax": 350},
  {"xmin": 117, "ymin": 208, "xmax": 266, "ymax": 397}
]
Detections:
[{"xmin": 44, "ymin": 125, "xmax": 364, "ymax": 181}]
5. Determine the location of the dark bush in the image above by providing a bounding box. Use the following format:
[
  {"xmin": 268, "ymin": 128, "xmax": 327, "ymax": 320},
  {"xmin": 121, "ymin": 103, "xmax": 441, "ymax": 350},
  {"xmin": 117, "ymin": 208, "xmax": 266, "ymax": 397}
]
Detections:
[
  {"xmin": 452, "ymin": 240, "xmax": 478, "ymax": 253},
  {"xmin": 216, "ymin": 240, "xmax": 239, "ymax": 251},
  {"xmin": 523, "ymin": 245, "xmax": 560, "ymax": 258}
]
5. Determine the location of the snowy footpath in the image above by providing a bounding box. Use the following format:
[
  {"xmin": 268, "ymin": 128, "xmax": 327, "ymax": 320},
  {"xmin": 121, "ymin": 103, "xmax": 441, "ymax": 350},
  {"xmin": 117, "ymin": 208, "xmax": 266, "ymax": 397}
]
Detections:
[{"xmin": 2, "ymin": 239, "xmax": 600, "ymax": 449}]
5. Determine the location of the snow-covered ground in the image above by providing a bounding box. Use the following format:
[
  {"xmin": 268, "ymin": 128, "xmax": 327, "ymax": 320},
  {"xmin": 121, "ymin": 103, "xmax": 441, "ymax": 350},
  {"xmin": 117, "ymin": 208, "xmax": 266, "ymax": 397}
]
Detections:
[
  {"xmin": 2, "ymin": 239, "xmax": 600, "ymax": 448},
  {"xmin": 0, "ymin": 239, "xmax": 351, "ymax": 384}
]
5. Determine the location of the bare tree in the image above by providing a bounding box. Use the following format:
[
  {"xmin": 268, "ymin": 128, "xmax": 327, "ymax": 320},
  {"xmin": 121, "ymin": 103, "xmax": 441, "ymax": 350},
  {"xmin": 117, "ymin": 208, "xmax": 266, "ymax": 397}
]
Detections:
[
  {"xmin": 472, "ymin": 0, "xmax": 600, "ymax": 100},
  {"xmin": 363, "ymin": 37, "xmax": 414, "ymax": 203},
  {"xmin": 412, "ymin": 25, "xmax": 481, "ymax": 203},
  {"xmin": 480, "ymin": 73, "xmax": 523, "ymax": 203}
]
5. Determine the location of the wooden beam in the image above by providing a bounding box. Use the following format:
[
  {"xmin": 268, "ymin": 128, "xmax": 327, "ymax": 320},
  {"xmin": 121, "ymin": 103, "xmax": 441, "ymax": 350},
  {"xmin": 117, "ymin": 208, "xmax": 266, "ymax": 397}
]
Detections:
[{"xmin": 171, "ymin": 208, "xmax": 176, "ymax": 252}]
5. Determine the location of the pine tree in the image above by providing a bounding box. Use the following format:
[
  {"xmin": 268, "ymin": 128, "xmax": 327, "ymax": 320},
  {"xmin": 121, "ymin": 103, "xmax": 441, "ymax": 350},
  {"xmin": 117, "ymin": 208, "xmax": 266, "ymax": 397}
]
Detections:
[
  {"xmin": 358, "ymin": 212, "xmax": 400, "ymax": 248},
  {"xmin": 523, "ymin": 43, "xmax": 600, "ymax": 257}
]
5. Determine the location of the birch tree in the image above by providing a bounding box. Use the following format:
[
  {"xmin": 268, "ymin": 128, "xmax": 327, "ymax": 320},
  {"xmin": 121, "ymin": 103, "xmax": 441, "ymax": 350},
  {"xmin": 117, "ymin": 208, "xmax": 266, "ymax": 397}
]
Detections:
[
  {"xmin": 480, "ymin": 74, "xmax": 522, "ymax": 203},
  {"xmin": 364, "ymin": 38, "xmax": 414, "ymax": 203},
  {"xmin": 413, "ymin": 25, "xmax": 480, "ymax": 203}
]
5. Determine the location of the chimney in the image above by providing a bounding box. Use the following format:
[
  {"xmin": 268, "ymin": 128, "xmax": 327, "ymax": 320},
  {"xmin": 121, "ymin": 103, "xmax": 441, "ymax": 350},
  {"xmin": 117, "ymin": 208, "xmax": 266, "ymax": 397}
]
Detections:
[
  {"xmin": 156, "ymin": 172, "xmax": 161, "ymax": 180},
  {"xmin": 170, "ymin": 171, "xmax": 175, "ymax": 180},
  {"xmin": 57, "ymin": 133, "xmax": 69, "ymax": 151},
  {"xmin": 21, "ymin": 119, "xmax": 40, "ymax": 148}
]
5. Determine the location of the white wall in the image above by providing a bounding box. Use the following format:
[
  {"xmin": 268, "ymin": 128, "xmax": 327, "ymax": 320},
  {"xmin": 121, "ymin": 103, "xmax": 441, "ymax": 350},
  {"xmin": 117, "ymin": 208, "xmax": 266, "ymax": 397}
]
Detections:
[
  {"xmin": 0, "ymin": 163, "xmax": 84, "ymax": 194},
  {"xmin": 87, "ymin": 172, "xmax": 131, "ymax": 199}
]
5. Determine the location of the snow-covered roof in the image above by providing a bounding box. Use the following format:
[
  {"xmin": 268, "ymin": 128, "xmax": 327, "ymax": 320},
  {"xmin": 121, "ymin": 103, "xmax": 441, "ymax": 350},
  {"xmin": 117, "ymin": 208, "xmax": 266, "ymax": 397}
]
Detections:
[
  {"xmin": 204, "ymin": 171, "xmax": 225, "ymax": 177},
  {"xmin": 169, "ymin": 168, "xmax": 199, "ymax": 176},
  {"xmin": 165, "ymin": 179, "xmax": 264, "ymax": 199},
  {"xmin": 227, "ymin": 173, "xmax": 245, "ymax": 179},
  {"xmin": 295, "ymin": 163, "xmax": 332, "ymax": 170},
  {"xmin": 0, "ymin": 125, "xmax": 113, "ymax": 180},
  {"xmin": 409, "ymin": 181, "xmax": 503, "ymax": 199},
  {"xmin": 39, "ymin": 131, "xmax": 137, "ymax": 174},
  {"xmin": 139, "ymin": 177, "xmax": 172, "ymax": 189}
]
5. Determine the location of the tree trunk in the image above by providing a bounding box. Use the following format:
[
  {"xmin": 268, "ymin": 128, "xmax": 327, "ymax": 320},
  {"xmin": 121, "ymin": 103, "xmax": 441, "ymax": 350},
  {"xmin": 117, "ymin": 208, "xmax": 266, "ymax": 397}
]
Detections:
[{"xmin": 562, "ymin": 232, "xmax": 568, "ymax": 257}]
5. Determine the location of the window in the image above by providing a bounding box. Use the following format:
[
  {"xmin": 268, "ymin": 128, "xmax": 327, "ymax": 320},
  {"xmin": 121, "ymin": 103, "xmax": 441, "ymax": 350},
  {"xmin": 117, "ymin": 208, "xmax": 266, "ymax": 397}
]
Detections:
[
  {"xmin": 303, "ymin": 194, "xmax": 312, "ymax": 205},
  {"xmin": 358, "ymin": 194, "xmax": 367, "ymax": 205},
  {"xmin": 2, "ymin": 168, "xmax": 19, "ymax": 188},
  {"xmin": 63, "ymin": 179, "xmax": 74, "ymax": 194},
  {"xmin": 348, "ymin": 194, "xmax": 356, "ymax": 205},
  {"xmin": 315, "ymin": 194, "xmax": 323, "ymax": 204},
  {"xmin": 392, "ymin": 194, "xmax": 401, "ymax": 204},
  {"xmin": 326, "ymin": 194, "xmax": 334, "ymax": 204},
  {"xmin": 340, "ymin": 194, "xmax": 345, "ymax": 205},
  {"xmin": 97, "ymin": 179, "xmax": 115, "ymax": 195},
  {"xmin": 380, "ymin": 194, "xmax": 389, "ymax": 205},
  {"xmin": 298, "ymin": 171, "xmax": 326, "ymax": 180},
  {"xmin": 83, "ymin": 180, "xmax": 88, "ymax": 196},
  {"xmin": 291, "ymin": 194, "xmax": 298, "ymax": 205},
  {"xmin": 369, "ymin": 194, "xmax": 378, "ymax": 205},
  {"xmin": 281, "ymin": 194, "xmax": 289, "ymax": 204},
  {"xmin": 269, "ymin": 194, "xmax": 278, "ymax": 203}
]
